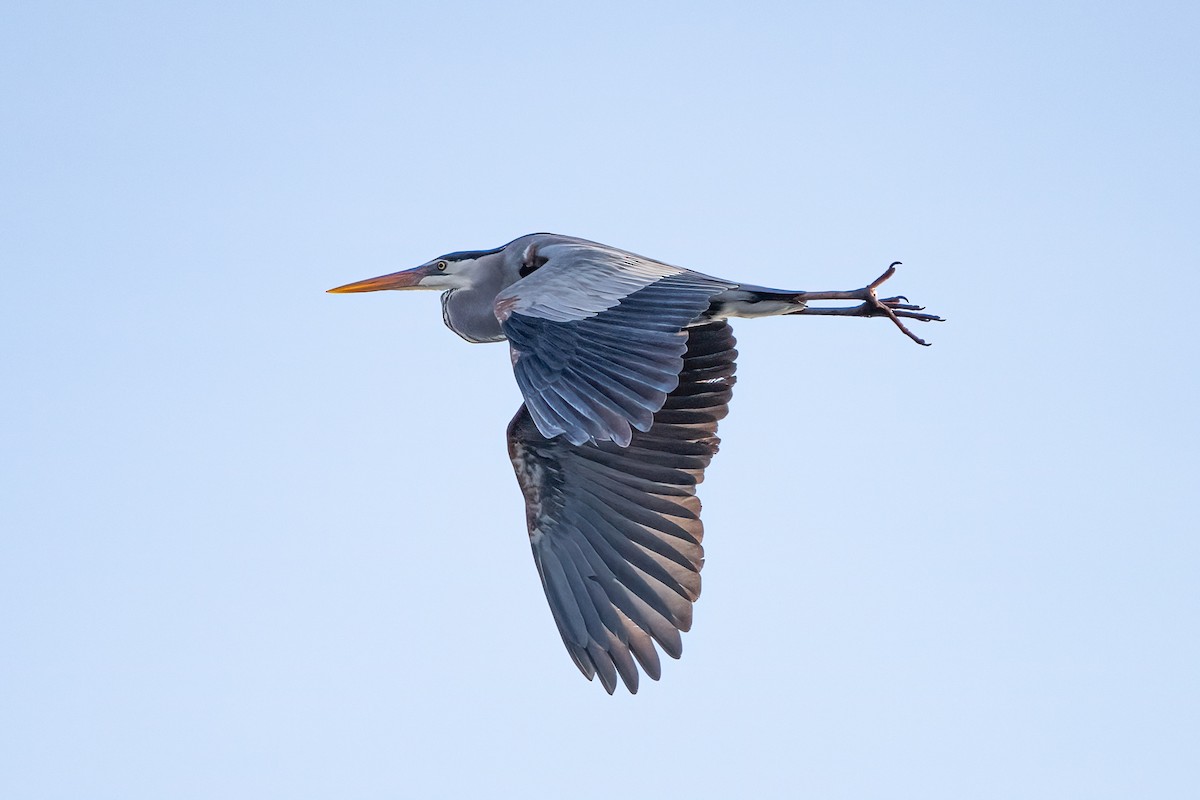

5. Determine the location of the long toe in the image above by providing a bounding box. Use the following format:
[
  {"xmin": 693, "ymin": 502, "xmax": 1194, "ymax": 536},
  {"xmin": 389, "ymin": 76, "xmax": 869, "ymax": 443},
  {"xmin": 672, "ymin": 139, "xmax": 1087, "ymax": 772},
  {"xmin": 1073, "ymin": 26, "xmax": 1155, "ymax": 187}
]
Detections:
[
  {"xmin": 891, "ymin": 309, "xmax": 944, "ymax": 322},
  {"xmin": 881, "ymin": 297, "xmax": 926, "ymax": 312}
]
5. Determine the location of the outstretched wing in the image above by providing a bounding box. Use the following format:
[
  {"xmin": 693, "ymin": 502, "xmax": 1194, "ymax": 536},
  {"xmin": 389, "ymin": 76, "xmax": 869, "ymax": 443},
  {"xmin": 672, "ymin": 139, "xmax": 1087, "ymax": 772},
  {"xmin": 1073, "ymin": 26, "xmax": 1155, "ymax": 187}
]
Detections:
[
  {"xmin": 496, "ymin": 239, "xmax": 734, "ymax": 447},
  {"xmin": 506, "ymin": 321, "xmax": 737, "ymax": 693}
]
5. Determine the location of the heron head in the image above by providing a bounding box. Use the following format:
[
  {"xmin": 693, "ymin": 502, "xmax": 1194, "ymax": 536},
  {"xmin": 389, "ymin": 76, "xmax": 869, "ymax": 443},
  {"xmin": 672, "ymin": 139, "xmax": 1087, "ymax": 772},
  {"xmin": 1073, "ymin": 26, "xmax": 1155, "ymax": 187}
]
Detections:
[{"xmin": 328, "ymin": 246, "xmax": 504, "ymax": 294}]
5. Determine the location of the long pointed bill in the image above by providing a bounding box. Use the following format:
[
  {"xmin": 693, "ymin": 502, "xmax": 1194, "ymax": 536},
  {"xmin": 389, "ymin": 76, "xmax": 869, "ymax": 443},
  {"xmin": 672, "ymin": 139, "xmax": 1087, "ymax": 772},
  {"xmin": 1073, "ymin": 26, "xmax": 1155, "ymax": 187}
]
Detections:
[{"xmin": 327, "ymin": 265, "xmax": 433, "ymax": 293}]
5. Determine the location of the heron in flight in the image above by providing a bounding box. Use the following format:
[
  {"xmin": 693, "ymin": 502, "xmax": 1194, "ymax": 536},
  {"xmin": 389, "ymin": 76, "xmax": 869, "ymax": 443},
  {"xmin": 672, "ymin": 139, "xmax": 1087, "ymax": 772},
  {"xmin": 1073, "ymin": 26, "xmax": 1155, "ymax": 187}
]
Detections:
[{"xmin": 329, "ymin": 233, "xmax": 942, "ymax": 693}]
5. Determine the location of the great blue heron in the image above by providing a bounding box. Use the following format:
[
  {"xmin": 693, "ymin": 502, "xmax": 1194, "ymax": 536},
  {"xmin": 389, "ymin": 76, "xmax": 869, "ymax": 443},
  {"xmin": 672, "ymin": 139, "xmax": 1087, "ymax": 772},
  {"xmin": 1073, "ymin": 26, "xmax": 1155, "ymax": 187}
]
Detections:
[{"xmin": 329, "ymin": 233, "xmax": 942, "ymax": 693}]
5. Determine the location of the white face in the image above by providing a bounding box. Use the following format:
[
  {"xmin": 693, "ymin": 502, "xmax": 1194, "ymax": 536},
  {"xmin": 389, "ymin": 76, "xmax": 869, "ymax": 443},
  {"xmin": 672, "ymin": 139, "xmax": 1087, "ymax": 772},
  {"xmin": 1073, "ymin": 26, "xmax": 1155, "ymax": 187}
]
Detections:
[{"xmin": 415, "ymin": 257, "xmax": 481, "ymax": 290}]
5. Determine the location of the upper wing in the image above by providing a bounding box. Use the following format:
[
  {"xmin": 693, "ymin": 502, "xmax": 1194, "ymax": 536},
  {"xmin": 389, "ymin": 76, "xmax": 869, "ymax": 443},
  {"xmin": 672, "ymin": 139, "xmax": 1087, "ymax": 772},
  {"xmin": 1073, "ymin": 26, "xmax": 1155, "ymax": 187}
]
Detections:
[
  {"xmin": 495, "ymin": 240, "xmax": 734, "ymax": 446},
  {"xmin": 507, "ymin": 321, "xmax": 737, "ymax": 693}
]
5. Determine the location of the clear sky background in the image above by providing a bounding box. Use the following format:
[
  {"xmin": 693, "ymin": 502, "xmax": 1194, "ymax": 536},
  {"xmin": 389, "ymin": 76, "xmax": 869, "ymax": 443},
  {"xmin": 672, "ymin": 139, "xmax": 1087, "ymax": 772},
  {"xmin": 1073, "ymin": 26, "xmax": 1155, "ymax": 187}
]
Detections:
[{"xmin": 2, "ymin": 2, "xmax": 1197, "ymax": 798}]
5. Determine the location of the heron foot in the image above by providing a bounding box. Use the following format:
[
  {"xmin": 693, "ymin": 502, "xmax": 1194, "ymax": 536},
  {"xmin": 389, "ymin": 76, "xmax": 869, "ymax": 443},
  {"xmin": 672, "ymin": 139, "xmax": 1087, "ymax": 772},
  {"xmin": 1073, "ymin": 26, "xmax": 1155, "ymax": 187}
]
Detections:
[{"xmin": 791, "ymin": 262, "xmax": 945, "ymax": 346}]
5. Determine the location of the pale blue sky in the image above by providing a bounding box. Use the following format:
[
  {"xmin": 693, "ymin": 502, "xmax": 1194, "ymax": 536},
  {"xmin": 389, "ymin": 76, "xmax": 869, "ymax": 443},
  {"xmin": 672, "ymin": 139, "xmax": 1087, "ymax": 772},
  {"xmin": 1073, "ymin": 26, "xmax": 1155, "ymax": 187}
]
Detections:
[{"xmin": 2, "ymin": 2, "xmax": 1197, "ymax": 797}]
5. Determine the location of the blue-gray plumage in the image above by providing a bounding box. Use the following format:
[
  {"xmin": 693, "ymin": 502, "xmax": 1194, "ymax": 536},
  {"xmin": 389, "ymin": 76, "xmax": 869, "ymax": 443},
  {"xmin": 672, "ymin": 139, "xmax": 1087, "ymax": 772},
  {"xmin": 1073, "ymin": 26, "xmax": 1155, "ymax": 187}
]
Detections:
[{"xmin": 329, "ymin": 233, "xmax": 942, "ymax": 694}]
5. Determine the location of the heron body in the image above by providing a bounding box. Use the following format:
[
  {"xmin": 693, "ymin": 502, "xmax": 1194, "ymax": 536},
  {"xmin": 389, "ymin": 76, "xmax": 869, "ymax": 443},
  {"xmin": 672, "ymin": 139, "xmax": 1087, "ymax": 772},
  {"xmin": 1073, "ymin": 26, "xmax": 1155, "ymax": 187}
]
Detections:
[{"xmin": 330, "ymin": 233, "xmax": 941, "ymax": 693}]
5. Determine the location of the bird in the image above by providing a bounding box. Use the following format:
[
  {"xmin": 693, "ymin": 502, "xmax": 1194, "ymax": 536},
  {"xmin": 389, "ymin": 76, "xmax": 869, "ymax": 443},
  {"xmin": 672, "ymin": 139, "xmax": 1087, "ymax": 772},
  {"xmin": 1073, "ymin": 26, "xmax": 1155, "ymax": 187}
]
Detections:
[{"xmin": 329, "ymin": 233, "xmax": 942, "ymax": 693}]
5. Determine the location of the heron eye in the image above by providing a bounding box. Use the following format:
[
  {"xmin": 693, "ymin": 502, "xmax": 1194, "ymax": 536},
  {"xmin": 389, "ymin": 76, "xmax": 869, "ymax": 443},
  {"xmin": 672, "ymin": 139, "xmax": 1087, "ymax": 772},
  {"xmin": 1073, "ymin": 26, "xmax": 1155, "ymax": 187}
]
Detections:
[{"xmin": 436, "ymin": 261, "xmax": 448, "ymax": 271}]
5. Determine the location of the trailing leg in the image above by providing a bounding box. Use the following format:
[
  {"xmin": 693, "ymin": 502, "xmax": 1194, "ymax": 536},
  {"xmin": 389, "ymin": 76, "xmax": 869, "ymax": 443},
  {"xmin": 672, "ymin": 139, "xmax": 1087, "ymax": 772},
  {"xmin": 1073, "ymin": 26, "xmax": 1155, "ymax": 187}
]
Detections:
[{"xmin": 786, "ymin": 263, "xmax": 944, "ymax": 346}]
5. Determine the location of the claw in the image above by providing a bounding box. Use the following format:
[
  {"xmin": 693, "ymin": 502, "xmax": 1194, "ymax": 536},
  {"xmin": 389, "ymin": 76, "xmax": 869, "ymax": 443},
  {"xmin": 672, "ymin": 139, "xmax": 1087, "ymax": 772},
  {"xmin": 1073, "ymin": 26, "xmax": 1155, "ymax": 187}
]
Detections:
[{"xmin": 864, "ymin": 263, "xmax": 939, "ymax": 346}]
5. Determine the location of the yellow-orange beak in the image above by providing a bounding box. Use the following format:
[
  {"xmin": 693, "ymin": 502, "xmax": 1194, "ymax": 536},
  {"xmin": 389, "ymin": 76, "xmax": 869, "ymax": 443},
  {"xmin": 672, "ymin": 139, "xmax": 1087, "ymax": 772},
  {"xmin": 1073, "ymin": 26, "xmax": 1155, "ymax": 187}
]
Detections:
[{"xmin": 327, "ymin": 265, "xmax": 431, "ymax": 293}]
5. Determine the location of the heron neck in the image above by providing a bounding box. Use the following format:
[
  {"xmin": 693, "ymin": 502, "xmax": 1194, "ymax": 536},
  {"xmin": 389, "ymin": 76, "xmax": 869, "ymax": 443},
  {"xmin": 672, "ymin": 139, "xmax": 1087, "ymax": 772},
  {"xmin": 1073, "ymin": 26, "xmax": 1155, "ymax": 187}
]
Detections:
[{"xmin": 441, "ymin": 285, "xmax": 507, "ymax": 343}]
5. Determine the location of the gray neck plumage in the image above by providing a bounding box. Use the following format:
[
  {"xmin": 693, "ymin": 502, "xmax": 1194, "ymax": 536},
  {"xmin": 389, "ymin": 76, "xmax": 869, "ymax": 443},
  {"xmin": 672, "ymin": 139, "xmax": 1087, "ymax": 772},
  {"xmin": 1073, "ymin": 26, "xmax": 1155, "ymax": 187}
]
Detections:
[
  {"xmin": 438, "ymin": 243, "xmax": 530, "ymax": 343},
  {"xmin": 441, "ymin": 288, "xmax": 506, "ymax": 343},
  {"xmin": 440, "ymin": 251, "xmax": 515, "ymax": 345}
]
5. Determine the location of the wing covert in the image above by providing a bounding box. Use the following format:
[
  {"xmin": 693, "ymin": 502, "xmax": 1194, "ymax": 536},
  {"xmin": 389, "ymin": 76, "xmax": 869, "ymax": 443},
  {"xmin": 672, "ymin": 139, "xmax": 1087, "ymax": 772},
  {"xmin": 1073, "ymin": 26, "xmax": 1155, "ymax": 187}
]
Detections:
[
  {"xmin": 507, "ymin": 321, "xmax": 738, "ymax": 693},
  {"xmin": 496, "ymin": 242, "xmax": 733, "ymax": 446}
]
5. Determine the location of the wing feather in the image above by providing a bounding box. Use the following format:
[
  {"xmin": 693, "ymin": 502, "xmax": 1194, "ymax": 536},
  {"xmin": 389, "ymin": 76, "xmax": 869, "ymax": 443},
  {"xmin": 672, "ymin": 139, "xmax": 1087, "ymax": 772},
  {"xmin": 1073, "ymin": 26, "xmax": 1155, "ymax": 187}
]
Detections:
[
  {"xmin": 507, "ymin": 321, "xmax": 737, "ymax": 693},
  {"xmin": 498, "ymin": 242, "xmax": 734, "ymax": 445}
]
